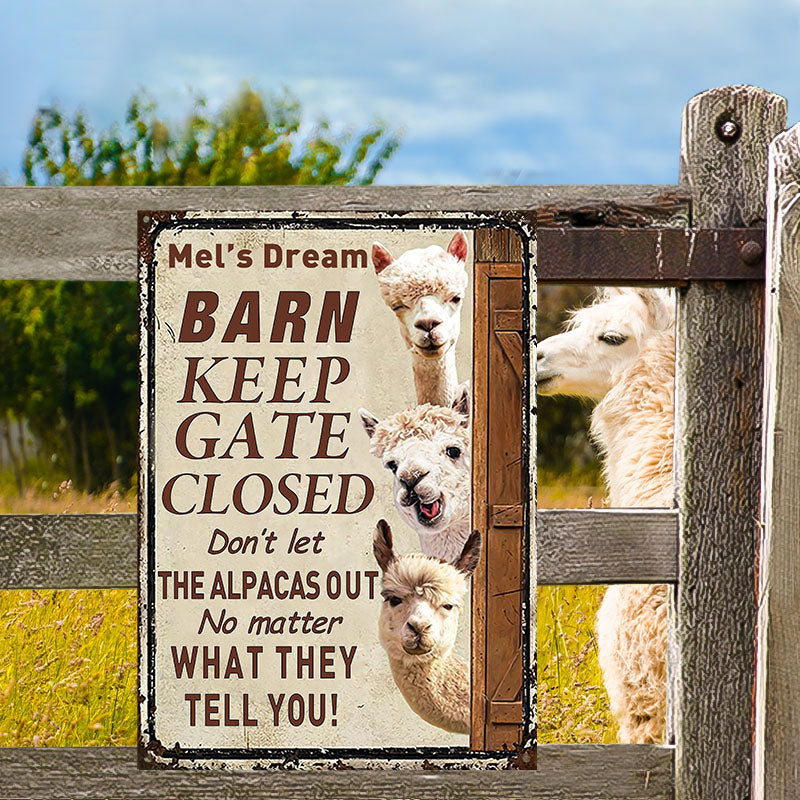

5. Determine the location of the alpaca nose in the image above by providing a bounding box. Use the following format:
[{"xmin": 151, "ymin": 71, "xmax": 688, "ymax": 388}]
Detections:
[
  {"xmin": 415, "ymin": 317, "xmax": 440, "ymax": 332},
  {"xmin": 400, "ymin": 470, "xmax": 428, "ymax": 491},
  {"xmin": 406, "ymin": 619, "xmax": 430, "ymax": 637}
]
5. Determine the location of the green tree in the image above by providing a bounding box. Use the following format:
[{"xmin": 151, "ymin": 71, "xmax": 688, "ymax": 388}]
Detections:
[{"xmin": 1, "ymin": 87, "xmax": 399, "ymax": 492}]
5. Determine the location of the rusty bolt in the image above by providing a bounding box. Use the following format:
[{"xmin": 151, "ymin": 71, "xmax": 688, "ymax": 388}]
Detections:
[
  {"xmin": 739, "ymin": 240, "xmax": 764, "ymax": 265},
  {"xmin": 717, "ymin": 120, "xmax": 740, "ymax": 142}
]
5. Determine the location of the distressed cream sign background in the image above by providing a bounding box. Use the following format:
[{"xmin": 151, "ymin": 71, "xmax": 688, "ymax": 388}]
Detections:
[{"xmin": 149, "ymin": 224, "xmax": 473, "ymax": 751}]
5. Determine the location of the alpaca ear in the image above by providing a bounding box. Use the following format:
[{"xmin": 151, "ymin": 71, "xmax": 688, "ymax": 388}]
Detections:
[
  {"xmin": 373, "ymin": 519, "xmax": 397, "ymax": 572},
  {"xmin": 447, "ymin": 231, "xmax": 468, "ymax": 262},
  {"xmin": 358, "ymin": 408, "xmax": 380, "ymax": 439},
  {"xmin": 454, "ymin": 530, "xmax": 482, "ymax": 575},
  {"xmin": 372, "ymin": 242, "xmax": 394, "ymax": 274},
  {"xmin": 452, "ymin": 382, "xmax": 471, "ymax": 427}
]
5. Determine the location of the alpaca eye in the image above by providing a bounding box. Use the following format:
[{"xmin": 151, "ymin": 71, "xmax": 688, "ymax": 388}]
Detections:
[
  {"xmin": 387, "ymin": 596, "xmax": 402, "ymax": 607},
  {"xmin": 392, "ymin": 304, "xmax": 406, "ymax": 312},
  {"xmin": 599, "ymin": 332, "xmax": 627, "ymax": 346},
  {"xmin": 442, "ymin": 603, "xmax": 454, "ymax": 611},
  {"xmin": 445, "ymin": 446, "xmax": 461, "ymax": 459},
  {"xmin": 450, "ymin": 296, "xmax": 462, "ymax": 305},
  {"xmin": 385, "ymin": 460, "xmax": 398, "ymax": 473}
]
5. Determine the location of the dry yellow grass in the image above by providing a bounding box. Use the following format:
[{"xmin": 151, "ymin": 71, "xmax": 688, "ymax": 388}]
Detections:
[
  {"xmin": 0, "ymin": 479, "xmax": 136, "ymax": 515},
  {"xmin": 537, "ymin": 482, "xmax": 616, "ymax": 743},
  {"xmin": 0, "ymin": 589, "xmax": 137, "ymax": 747},
  {"xmin": 0, "ymin": 479, "xmax": 613, "ymax": 746}
]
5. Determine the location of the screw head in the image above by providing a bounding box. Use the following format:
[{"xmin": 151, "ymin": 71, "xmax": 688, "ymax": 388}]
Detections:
[
  {"xmin": 739, "ymin": 240, "xmax": 764, "ymax": 265},
  {"xmin": 717, "ymin": 119, "xmax": 741, "ymax": 142}
]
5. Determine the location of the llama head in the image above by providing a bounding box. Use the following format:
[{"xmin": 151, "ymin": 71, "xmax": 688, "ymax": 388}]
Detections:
[
  {"xmin": 372, "ymin": 232, "xmax": 468, "ymax": 360},
  {"xmin": 373, "ymin": 519, "xmax": 480, "ymax": 661},
  {"xmin": 359, "ymin": 386, "xmax": 471, "ymax": 547},
  {"xmin": 536, "ymin": 287, "xmax": 674, "ymax": 399}
]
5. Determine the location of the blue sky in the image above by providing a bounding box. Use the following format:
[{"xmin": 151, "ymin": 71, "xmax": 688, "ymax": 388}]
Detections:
[{"xmin": 2, "ymin": 0, "xmax": 799, "ymax": 185}]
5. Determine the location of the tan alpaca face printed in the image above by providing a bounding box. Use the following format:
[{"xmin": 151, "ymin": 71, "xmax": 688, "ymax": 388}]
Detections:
[
  {"xmin": 372, "ymin": 235, "xmax": 469, "ymax": 359},
  {"xmin": 379, "ymin": 570, "xmax": 464, "ymax": 658},
  {"xmin": 536, "ymin": 288, "xmax": 674, "ymax": 400}
]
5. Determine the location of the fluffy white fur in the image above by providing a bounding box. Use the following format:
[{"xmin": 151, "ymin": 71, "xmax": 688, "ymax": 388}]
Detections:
[
  {"xmin": 372, "ymin": 233, "xmax": 469, "ymax": 407},
  {"xmin": 373, "ymin": 520, "xmax": 480, "ymax": 734},
  {"xmin": 538, "ymin": 287, "xmax": 675, "ymax": 744},
  {"xmin": 359, "ymin": 386, "xmax": 471, "ymax": 564}
]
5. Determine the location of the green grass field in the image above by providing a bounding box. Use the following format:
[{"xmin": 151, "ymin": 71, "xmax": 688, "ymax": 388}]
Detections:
[{"xmin": 0, "ymin": 481, "xmax": 614, "ymax": 746}]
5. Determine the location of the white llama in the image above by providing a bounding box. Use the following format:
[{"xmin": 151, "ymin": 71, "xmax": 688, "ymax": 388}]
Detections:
[
  {"xmin": 372, "ymin": 232, "xmax": 468, "ymax": 407},
  {"xmin": 373, "ymin": 518, "xmax": 481, "ymax": 734},
  {"xmin": 359, "ymin": 385, "xmax": 471, "ymax": 564},
  {"xmin": 537, "ymin": 286, "xmax": 675, "ymax": 744}
]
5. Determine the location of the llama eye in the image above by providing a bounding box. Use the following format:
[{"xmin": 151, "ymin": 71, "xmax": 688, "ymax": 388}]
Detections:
[
  {"xmin": 599, "ymin": 332, "xmax": 628, "ymax": 346},
  {"xmin": 442, "ymin": 603, "xmax": 454, "ymax": 611},
  {"xmin": 387, "ymin": 596, "xmax": 402, "ymax": 607},
  {"xmin": 445, "ymin": 446, "xmax": 461, "ymax": 459},
  {"xmin": 385, "ymin": 460, "xmax": 398, "ymax": 473}
]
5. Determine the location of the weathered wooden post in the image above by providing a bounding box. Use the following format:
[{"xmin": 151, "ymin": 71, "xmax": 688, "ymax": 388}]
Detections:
[
  {"xmin": 675, "ymin": 85, "xmax": 786, "ymax": 799},
  {"xmin": 753, "ymin": 122, "xmax": 800, "ymax": 800}
]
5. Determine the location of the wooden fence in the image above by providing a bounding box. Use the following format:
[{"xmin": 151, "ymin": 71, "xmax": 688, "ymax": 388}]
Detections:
[{"xmin": 0, "ymin": 84, "xmax": 797, "ymax": 799}]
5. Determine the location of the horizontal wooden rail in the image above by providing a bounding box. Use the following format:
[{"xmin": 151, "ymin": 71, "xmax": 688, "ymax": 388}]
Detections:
[
  {"xmin": 0, "ymin": 509, "xmax": 678, "ymax": 589},
  {"xmin": 0, "ymin": 744, "xmax": 674, "ymax": 799},
  {"xmin": 537, "ymin": 226, "xmax": 766, "ymax": 282},
  {"xmin": 0, "ymin": 184, "xmax": 688, "ymax": 281},
  {"xmin": 537, "ymin": 508, "xmax": 678, "ymax": 584}
]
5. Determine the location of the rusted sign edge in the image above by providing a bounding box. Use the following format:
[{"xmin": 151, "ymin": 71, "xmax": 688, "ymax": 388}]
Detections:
[
  {"xmin": 536, "ymin": 226, "xmax": 766, "ymax": 283},
  {"xmin": 137, "ymin": 210, "xmax": 537, "ymax": 771}
]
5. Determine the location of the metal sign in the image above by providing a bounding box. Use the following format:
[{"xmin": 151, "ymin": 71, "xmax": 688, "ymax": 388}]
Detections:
[{"xmin": 138, "ymin": 212, "xmax": 535, "ymax": 769}]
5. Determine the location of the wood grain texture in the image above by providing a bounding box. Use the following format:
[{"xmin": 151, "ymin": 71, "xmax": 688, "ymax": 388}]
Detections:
[
  {"xmin": 0, "ymin": 514, "xmax": 135, "ymax": 589},
  {"xmin": 470, "ymin": 262, "xmax": 490, "ymax": 748},
  {"xmin": 680, "ymin": 86, "xmax": 787, "ymax": 227},
  {"xmin": 0, "ymin": 745, "xmax": 674, "ymax": 799},
  {"xmin": 475, "ymin": 227, "xmax": 510, "ymax": 261},
  {"xmin": 0, "ymin": 510, "xmax": 677, "ymax": 589},
  {"xmin": 484, "ymin": 275, "xmax": 525, "ymax": 750},
  {"xmin": 674, "ymin": 85, "xmax": 786, "ymax": 800},
  {"xmin": 537, "ymin": 509, "xmax": 678, "ymax": 585},
  {"xmin": 0, "ymin": 185, "xmax": 687, "ymax": 280},
  {"xmin": 753, "ymin": 122, "xmax": 800, "ymax": 800}
]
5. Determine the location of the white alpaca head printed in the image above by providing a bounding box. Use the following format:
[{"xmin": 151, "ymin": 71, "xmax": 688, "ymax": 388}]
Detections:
[
  {"xmin": 373, "ymin": 519, "xmax": 480, "ymax": 661},
  {"xmin": 372, "ymin": 232, "xmax": 468, "ymax": 360},
  {"xmin": 537, "ymin": 287, "xmax": 674, "ymax": 400},
  {"xmin": 359, "ymin": 386, "xmax": 471, "ymax": 562}
]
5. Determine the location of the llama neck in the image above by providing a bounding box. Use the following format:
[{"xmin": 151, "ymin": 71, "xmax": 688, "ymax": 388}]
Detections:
[
  {"xmin": 417, "ymin": 523, "xmax": 470, "ymax": 564},
  {"xmin": 590, "ymin": 332, "xmax": 675, "ymax": 508},
  {"xmin": 388, "ymin": 648, "xmax": 470, "ymax": 735},
  {"xmin": 411, "ymin": 348, "xmax": 459, "ymax": 406}
]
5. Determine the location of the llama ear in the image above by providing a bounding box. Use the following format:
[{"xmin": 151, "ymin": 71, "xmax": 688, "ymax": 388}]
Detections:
[
  {"xmin": 452, "ymin": 382, "xmax": 471, "ymax": 427},
  {"xmin": 454, "ymin": 530, "xmax": 482, "ymax": 575},
  {"xmin": 358, "ymin": 408, "xmax": 380, "ymax": 439},
  {"xmin": 600, "ymin": 286, "xmax": 626, "ymax": 300},
  {"xmin": 372, "ymin": 242, "xmax": 394, "ymax": 274},
  {"xmin": 447, "ymin": 231, "xmax": 468, "ymax": 262},
  {"xmin": 373, "ymin": 519, "xmax": 397, "ymax": 572},
  {"xmin": 634, "ymin": 288, "xmax": 674, "ymax": 330}
]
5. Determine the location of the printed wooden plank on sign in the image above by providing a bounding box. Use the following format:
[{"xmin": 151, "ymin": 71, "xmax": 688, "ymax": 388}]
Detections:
[{"xmin": 138, "ymin": 212, "xmax": 536, "ymax": 769}]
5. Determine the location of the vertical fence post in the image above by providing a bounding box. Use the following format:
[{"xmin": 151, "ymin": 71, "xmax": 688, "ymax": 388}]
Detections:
[
  {"xmin": 753, "ymin": 122, "xmax": 800, "ymax": 800},
  {"xmin": 675, "ymin": 85, "xmax": 786, "ymax": 799}
]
